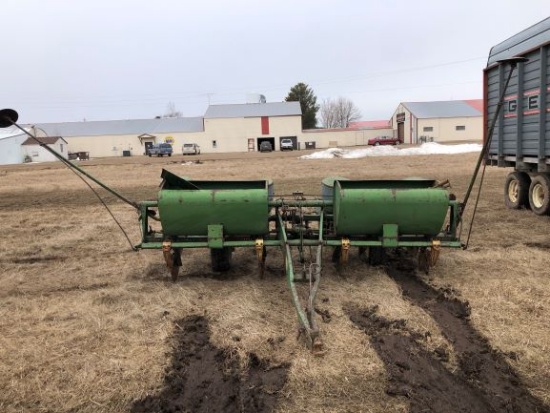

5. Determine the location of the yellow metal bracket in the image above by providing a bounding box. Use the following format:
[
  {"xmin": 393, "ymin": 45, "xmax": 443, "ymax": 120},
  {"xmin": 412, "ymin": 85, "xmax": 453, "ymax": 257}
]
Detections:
[
  {"xmin": 255, "ymin": 238, "xmax": 266, "ymax": 278},
  {"xmin": 340, "ymin": 237, "xmax": 350, "ymax": 265},
  {"xmin": 162, "ymin": 240, "xmax": 173, "ymax": 268},
  {"xmin": 162, "ymin": 240, "xmax": 182, "ymax": 282},
  {"xmin": 418, "ymin": 240, "xmax": 442, "ymax": 274},
  {"xmin": 255, "ymin": 238, "xmax": 264, "ymax": 261},
  {"xmin": 429, "ymin": 240, "xmax": 441, "ymax": 267}
]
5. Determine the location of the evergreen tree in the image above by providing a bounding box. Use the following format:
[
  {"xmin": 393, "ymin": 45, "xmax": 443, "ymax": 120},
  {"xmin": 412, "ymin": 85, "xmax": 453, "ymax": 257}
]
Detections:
[{"xmin": 285, "ymin": 83, "xmax": 319, "ymax": 129}]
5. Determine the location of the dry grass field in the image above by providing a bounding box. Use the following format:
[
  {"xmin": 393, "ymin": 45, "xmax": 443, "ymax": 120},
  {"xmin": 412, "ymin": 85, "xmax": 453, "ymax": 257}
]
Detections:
[{"xmin": 1, "ymin": 149, "xmax": 549, "ymax": 413}]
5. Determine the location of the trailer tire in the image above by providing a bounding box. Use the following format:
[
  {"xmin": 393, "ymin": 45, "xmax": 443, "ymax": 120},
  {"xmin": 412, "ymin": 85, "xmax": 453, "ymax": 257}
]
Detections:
[
  {"xmin": 210, "ymin": 248, "xmax": 232, "ymax": 272},
  {"xmin": 529, "ymin": 174, "xmax": 550, "ymax": 215},
  {"xmin": 504, "ymin": 171, "xmax": 530, "ymax": 209}
]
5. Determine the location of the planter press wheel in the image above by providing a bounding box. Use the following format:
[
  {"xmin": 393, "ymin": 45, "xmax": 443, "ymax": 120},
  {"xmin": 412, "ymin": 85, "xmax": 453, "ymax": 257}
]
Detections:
[
  {"xmin": 418, "ymin": 248, "xmax": 430, "ymax": 275},
  {"xmin": 170, "ymin": 263, "xmax": 180, "ymax": 282},
  {"xmin": 210, "ymin": 247, "xmax": 233, "ymax": 272},
  {"xmin": 368, "ymin": 247, "xmax": 386, "ymax": 266},
  {"xmin": 331, "ymin": 246, "xmax": 341, "ymax": 263},
  {"xmin": 529, "ymin": 174, "xmax": 550, "ymax": 215},
  {"xmin": 504, "ymin": 171, "xmax": 530, "ymax": 209}
]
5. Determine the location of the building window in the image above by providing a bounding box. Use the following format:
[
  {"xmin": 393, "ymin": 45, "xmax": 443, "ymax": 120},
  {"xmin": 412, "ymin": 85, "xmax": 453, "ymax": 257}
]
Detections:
[
  {"xmin": 60, "ymin": 144, "xmax": 64, "ymax": 153},
  {"xmin": 456, "ymin": 125, "xmax": 466, "ymax": 131},
  {"xmin": 423, "ymin": 126, "xmax": 433, "ymax": 132},
  {"xmin": 212, "ymin": 140, "xmax": 217, "ymax": 148},
  {"xmin": 32, "ymin": 151, "xmax": 39, "ymax": 157}
]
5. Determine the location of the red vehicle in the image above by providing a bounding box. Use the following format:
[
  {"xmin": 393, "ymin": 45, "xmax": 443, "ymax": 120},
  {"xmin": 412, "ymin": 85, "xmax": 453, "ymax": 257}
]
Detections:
[{"xmin": 367, "ymin": 136, "xmax": 401, "ymax": 146}]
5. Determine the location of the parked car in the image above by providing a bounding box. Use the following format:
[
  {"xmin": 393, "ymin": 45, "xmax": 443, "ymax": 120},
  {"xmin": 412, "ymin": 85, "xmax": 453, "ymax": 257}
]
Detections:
[
  {"xmin": 367, "ymin": 136, "xmax": 401, "ymax": 146},
  {"xmin": 280, "ymin": 138, "xmax": 294, "ymax": 151},
  {"xmin": 259, "ymin": 141, "xmax": 273, "ymax": 152},
  {"xmin": 182, "ymin": 143, "xmax": 201, "ymax": 155},
  {"xmin": 146, "ymin": 143, "xmax": 173, "ymax": 157}
]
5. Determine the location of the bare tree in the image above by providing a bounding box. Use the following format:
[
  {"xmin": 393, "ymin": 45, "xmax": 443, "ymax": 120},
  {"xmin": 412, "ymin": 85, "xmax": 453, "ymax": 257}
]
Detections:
[
  {"xmin": 320, "ymin": 97, "xmax": 361, "ymax": 128},
  {"xmin": 163, "ymin": 101, "xmax": 183, "ymax": 118},
  {"xmin": 320, "ymin": 98, "xmax": 337, "ymax": 128}
]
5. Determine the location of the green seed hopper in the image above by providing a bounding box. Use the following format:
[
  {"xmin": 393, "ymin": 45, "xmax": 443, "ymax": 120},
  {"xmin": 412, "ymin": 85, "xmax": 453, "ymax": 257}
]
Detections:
[
  {"xmin": 136, "ymin": 170, "xmax": 462, "ymax": 353},
  {"xmin": 157, "ymin": 171, "xmax": 271, "ymax": 237},
  {"xmin": 333, "ymin": 179, "xmax": 450, "ymax": 236}
]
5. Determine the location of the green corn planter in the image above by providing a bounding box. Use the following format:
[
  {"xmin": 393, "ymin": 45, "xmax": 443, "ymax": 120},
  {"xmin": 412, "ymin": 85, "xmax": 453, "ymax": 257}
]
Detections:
[
  {"xmin": 158, "ymin": 171, "xmax": 270, "ymax": 237},
  {"xmin": 332, "ymin": 179, "xmax": 449, "ymax": 236}
]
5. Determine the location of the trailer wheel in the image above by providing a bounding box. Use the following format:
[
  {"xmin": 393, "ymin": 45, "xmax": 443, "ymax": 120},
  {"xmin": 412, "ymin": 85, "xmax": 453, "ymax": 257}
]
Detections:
[
  {"xmin": 529, "ymin": 174, "xmax": 550, "ymax": 215},
  {"xmin": 210, "ymin": 247, "xmax": 232, "ymax": 272},
  {"xmin": 504, "ymin": 171, "xmax": 530, "ymax": 209}
]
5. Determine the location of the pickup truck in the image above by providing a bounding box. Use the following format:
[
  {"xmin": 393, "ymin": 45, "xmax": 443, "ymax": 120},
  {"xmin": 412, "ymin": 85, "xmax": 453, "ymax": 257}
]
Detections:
[{"xmin": 147, "ymin": 143, "xmax": 173, "ymax": 157}]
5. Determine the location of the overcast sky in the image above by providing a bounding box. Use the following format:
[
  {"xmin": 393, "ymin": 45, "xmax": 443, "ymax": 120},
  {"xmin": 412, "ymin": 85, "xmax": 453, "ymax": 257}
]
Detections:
[{"xmin": 2, "ymin": 0, "xmax": 549, "ymax": 124}]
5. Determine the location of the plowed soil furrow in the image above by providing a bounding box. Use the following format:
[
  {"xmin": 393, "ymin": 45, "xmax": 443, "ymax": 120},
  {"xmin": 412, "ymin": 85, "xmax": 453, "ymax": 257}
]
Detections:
[
  {"xmin": 346, "ymin": 259, "xmax": 549, "ymax": 413},
  {"xmin": 131, "ymin": 315, "xmax": 289, "ymax": 413},
  {"xmin": 386, "ymin": 266, "xmax": 549, "ymax": 413},
  {"xmin": 346, "ymin": 304, "xmax": 495, "ymax": 412}
]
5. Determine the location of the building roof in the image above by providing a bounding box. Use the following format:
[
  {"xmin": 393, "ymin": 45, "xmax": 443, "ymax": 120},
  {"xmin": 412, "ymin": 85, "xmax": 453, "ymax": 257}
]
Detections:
[
  {"xmin": 487, "ymin": 17, "xmax": 550, "ymax": 66},
  {"xmin": 31, "ymin": 117, "xmax": 204, "ymax": 137},
  {"xmin": 21, "ymin": 136, "xmax": 67, "ymax": 145},
  {"xmin": 204, "ymin": 102, "xmax": 301, "ymax": 119},
  {"xmin": 463, "ymin": 99, "xmax": 484, "ymax": 112},
  {"xmin": 402, "ymin": 100, "xmax": 482, "ymax": 119},
  {"xmin": 348, "ymin": 120, "xmax": 391, "ymax": 129}
]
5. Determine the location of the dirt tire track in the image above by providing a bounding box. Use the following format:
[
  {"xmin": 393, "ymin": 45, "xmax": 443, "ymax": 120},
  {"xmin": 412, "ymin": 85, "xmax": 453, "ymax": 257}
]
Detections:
[
  {"xmin": 386, "ymin": 266, "xmax": 549, "ymax": 412},
  {"xmin": 131, "ymin": 315, "xmax": 289, "ymax": 413},
  {"xmin": 346, "ymin": 304, "xmax": 498, "ymax": 412},
  {"xmin": 346, "ymin": 257, "xmax": 549, "ymax": 413}
]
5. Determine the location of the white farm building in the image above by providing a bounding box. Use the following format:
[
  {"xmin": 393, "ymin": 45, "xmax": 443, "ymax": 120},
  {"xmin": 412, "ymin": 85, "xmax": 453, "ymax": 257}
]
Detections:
[
  {"xmin": 0, "ymin": 126, "xmax": 30, "ymax": 165},
  {"xmin": 391, "ymin": 100, "xmax": 483, "ymax": 144},
  {"xmin": 0, "ymin": 99, "xmax": 484, "ymax": 164},
  {"xmin": 21, "ymin": 136, "xmax": 68, "ymax": 163}
]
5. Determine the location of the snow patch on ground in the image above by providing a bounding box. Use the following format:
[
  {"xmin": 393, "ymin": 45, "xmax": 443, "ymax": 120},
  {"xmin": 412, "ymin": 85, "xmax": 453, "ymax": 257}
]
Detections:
[{"xmin": 300, "ymin": 142, "xmax": 482, "ymax": 159}]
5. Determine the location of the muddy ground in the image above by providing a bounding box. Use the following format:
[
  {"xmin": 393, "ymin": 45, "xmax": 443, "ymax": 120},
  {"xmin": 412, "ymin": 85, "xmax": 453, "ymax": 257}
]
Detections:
[
  {"xmin": 131, "ymin": 315, "xmax": 289, "ymax": 413},
  {"xmin": 346, "ymin": 255, "xmax": 549, "ymax": 413},
  {"xmin": 1, "ymin": 149, "xmax": 550, "ymax": 412}
]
